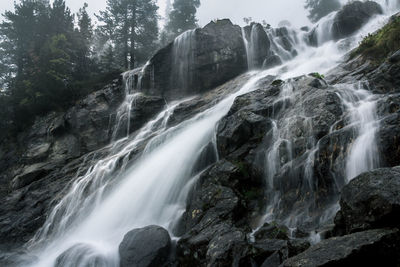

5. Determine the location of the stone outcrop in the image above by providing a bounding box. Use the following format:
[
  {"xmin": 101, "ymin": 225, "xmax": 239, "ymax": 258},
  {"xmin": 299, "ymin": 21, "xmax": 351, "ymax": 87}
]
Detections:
[
  {"xmin": 141, "ymin": 19, "xmax": 247, "ymax": 99},
  {"xmin": 332, "ymin": 1, "xmax": 383, "ymax": 40},
  {"xmin": 334, "ymin": 167, "xmax": 400, "ymax": 234},
  {"xmin": 119, "ymin": 226, "xmax": 171, "ymax": 267},
  {"xmin": 282, "ymin": 228, "xmax": 400, "ymax": 267}
]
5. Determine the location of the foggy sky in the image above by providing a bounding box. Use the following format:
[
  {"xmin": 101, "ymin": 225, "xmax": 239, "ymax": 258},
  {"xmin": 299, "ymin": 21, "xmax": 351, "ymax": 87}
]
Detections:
[{"xmin": 0, "ymin": 0, "xmax": 311, "ymax": 28}]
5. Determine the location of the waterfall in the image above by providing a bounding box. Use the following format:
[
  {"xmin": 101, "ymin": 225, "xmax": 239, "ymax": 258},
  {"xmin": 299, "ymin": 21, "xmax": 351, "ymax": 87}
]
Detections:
[
  {"xmin": 23, "ymin": 1, "xmax": 400, "ymax": 266},
  {"xmin": 171, "ymin": 30, "xmax": 196, "ymax": 91},
  {"xmin": 242, "ymin": 23, "xmax": 303, "ymax": 70},
  {"xmin": 335, "ymin": 82, "xmax": 380, "ymax": 181}
]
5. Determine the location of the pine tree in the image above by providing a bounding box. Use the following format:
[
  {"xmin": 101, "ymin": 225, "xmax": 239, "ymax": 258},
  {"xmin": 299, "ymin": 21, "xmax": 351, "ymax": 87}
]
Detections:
[
  {"xmin": 97, "ymin": 0, "xmax": 159, "ymax": 70},
  {"xmin": 305, "ymin": 0, "xmax": 341, "ymax": 23},
  {"xmin": 165, "ymin": 0, "xmax": 200, "ymax": 37},
  {"xmin": 73, "ymin": 3, "xmax": 94, "ymax": 79}
]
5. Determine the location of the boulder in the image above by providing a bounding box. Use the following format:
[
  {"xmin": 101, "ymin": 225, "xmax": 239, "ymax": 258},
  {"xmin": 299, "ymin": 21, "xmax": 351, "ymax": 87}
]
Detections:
[
  {"xmin": 334, "ymin": 167, "xmax": 400, "ymax": 234},
  {"xmin": 263, "ymin": 54, "xmax": 282, "ymax": 69},
  {"xmin": 332, "ymin": 1, "xmax": 383, "ymax": 40},
  {"xmin": 119, "ymin": 225, "xmax": 171, "ymax": 267},
  {"xmin": 141, "ymin": 19, "xmax": 247, "ymax": 99},
  {"xmin": 243, "ymin": 23, "xmax": 271, "ymax": 68},
  {"xmin": 55, "ymin": 243, "xmax": 112, "ymax": 267},
  {"xmin": 282, "ymin": 228, "xmax": 400, "ymax": 267}
]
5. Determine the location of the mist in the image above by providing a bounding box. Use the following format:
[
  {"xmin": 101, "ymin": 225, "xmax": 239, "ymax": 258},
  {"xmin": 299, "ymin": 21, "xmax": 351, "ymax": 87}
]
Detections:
[{"xmin": 0, "ymin": 0, "xmax": 311, "ymax": 27}]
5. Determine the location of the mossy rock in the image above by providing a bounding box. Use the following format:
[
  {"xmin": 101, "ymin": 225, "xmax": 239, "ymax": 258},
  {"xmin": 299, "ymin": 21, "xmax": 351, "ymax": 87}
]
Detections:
[
  {"xmin": 309, "ymin": 72, "xmax": 325, "ymax": 80},
  {"xmin": 272, "ymin": 79, "xmax": 284, "ymax": 86},
  {"xmin": 351, "ymin": 16, "xmax": 400, "ymax": 63}
]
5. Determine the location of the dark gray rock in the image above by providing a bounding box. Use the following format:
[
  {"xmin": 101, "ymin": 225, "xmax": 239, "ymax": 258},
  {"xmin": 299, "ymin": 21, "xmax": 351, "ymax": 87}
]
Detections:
[
  {"xmin": 263, "ymin": 54, "xmax": 283, "ymax": 69},
  {"xmin": 378, "ymin": 113, "xmax": 400, "ymax": 167},
  {"xmin": 141, "ymin": 19, "xmax": 247, "ymax": 100},
  {"xmin": 334, "ymin": 167, "xmax": 400, "ymax": 234},
  {"xmin": 119, "ymin": 225, "xmax": 171, "ymax": 267},
  {"xmin": 243, "ymin": 23, "xmax": 271, "ymax": 69},
  {"xmin": 282, "ymin": 228, "xmax": 400, "ymax": 267},
  {"xmin": 332, "ymin": 1, "xmax": 383, "ymax": 40},
  {"xmin": 254, "ymin": 223, "xmax": 290, "ymax": 241}
]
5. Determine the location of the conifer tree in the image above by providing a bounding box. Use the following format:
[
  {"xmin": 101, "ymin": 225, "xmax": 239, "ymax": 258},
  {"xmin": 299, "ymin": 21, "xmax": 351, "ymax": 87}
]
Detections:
[
  {"xmin": 305, "ymin": 0, "xmax": 341, "ymax": 23},
  {"xmin": 165, "ymin": 0, "xmax": 200, "ymax": 38}
]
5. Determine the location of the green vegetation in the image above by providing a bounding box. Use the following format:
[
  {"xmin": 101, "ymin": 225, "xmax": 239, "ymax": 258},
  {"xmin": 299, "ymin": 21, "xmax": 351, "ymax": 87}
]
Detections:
[
  {"xmin": 242, "ymin": 188, "xmax": 261, "ymax": 201},
  {"xmin": 351, "ymin": 16, "xmax": 400, "ymax": 62},
  {"xmin": 234, "ymin": 161, "xmax": 250, "ymax": 178},
  {"xmin": 161, "ymin": 0, "xmax": 201, "ymax": 45},
  {"xmin": 272, "ymin": 79, "xmax": 284, "ymax": 86},
  {"xmin": 305, "ymin": 0, "xmax": 341, "ymax": 23},
  {"xmin": 0, "ymin": 0, "xmax": 202, "ymax": 138},
  {"xmin": 309, "ymin": 72, "xmax": 325, "ymax": 79}
]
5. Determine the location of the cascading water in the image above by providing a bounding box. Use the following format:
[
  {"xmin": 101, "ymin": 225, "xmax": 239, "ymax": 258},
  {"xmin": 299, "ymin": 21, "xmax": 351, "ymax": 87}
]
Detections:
[
  {"xmin": 24, "ymin": 0, "xmax": 400, "ymax": 266},
  {"xmin": 111, "ymin": 70, "xmax": 142, "ymax": 140},
  {"xmin": 335, "ymin": 82, "xmax": 380, "ymax": 181},
  {"xmin": 242, "ymin": 22, "xmax": 304, "ymax": 70},
  {"xmin": 171, "ymin": 30, "xmax": 196, "ymax": 92}
]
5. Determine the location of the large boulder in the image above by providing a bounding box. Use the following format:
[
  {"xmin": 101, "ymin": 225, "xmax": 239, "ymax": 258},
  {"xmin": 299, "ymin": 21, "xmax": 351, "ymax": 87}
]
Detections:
[
  {"xmin": 119, "ymin": 225, "xmax": 171, "ymax": 267},
  {"xmin": 141, "ymin": 19, "xmax": 247, "ymax": 99},
  {"xmin": 243, "ymin": 23, "xmax": 271, "ymax": 68},
  {"xmin": 282, "ymin": 228, "xmax": 400, "ymax": 267},
  {"xmin": 332, "ymin": 1, "xmax": 383, "ymax": 40},
  {"xmin": 55, "ymin": 243, "xmax": 112, "ymax": 267},
  {"xmin": 334, "ymin": 167, "xmax": 400, "ymax": 234}
]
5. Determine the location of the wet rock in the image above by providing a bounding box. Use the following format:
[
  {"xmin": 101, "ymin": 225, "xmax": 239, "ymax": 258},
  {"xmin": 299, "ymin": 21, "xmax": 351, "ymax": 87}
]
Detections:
[
  {"xmin": 287, "ymin": 239, "xmax": 311, "ymax": 258},
  {"xmin": 217, "ymin": 110, "xmax": 272, "ymax": 157},
  {"xmin": 263, "ymin": 54, "xmax": 283, "ymax": 69},
  {"xmin": 11, "ymin": 163, "xmax": 53, "ymax": 190},
  {"xmin": 243, "ymin": 23, "xmax": 271, "ymax": 68},
  {"xmin": 332, "ymin": 1, "xmax": 383, "ymax": 40},
  {"xmin": 378, "ymin": 113, "xmax": 400, "ymax": 166},
  {"xmin": 282, "ymin": 228, "xmax": 400, "ymax": 267},
  {"xmin": 254, "ymin": 223, "xmax": 290, "ymax": 241},
  {"xmin": 112, "ymin": 94, "xmax": 165, "ymax": 140},
  {"xmin": 389, "ymin": 50, "xmax": 400, "ymax": 63},
  {"xmin": 334, "ymin": 167, "xmax": 400, "ymax": 234},
  {"xmin": 308, "ymin": 78, "xmax": 328, "ymax": 89},
  {"xmin": 55, "ymin": 243, "xmax": 112, "ymax": 267},
  {"xmin": 119, "ymin": 225, "xmax": 171, "ymax": 267},
  {"xmin": 141, "ymin": 19, "xmax": 247, "ymax": 99}
]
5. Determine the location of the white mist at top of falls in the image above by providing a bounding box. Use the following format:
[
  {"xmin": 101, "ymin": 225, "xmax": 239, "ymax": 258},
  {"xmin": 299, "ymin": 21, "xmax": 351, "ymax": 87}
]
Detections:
[{"xmin": 25, "ymin": 1, "xmax": 400, "ymax": 266}]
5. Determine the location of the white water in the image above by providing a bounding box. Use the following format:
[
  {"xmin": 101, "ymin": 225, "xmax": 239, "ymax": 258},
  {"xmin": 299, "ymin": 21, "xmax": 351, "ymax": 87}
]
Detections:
[
  {"xmin": 171, "ymin": 29, "xmax": 196, "ymax": 91},
  {"xmin": 25, "ymin": 1, "xmax": 400, "ymax": 266},
  {"xmin": 335, "ymin": 82, "xmax": 380, "ymax": 181}
]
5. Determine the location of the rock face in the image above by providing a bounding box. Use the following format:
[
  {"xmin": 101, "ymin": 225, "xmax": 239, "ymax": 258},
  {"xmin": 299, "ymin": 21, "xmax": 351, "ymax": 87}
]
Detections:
[
  {"xmin": 332, "ymin": 1, "xmax": 383, "ymax": 40},
  {"xmin": 282, "ymin": 228, "xmax": 400, "ymax": 267},
  {"xmin": 119, "ymin": 226, "xmax": 171, "ymax": 267},
  {"xmin": 0, "ymin": 74, "xmax": 168, "ymax": 255},
  {"xmin": 0, "ymin": 79, "xmax": 125, "ymax": 250},
  {"xmin": 141, "ymin": 19, "xmax": 247, "ymax": 99},
  {"xmin": 243, "ymin": 23, "xmax": 271, "ymax": 68},
  {"xmin": 334, "ymin": 167, "xmax": 400, "ymax": 234}
]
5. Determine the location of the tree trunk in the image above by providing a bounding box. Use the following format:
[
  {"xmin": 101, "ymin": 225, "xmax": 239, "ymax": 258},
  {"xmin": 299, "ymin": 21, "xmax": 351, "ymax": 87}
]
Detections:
[{"xmin": 129, "ymin": 1, "xmax": 136, "ymax": 69}]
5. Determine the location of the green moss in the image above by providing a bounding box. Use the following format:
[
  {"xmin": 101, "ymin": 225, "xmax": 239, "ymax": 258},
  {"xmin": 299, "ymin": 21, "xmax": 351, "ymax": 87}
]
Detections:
[
  {"xmin": 234, "ymin": 161, "xmax": 250, "ymax": 178},
  {"xmin": 309, "ymin": 72, "xmax": 325, "ymax": 79},
  {"xmin": 272, "ymin": 79, "xmax": 284, "ymax": 86},
  {"xmin": 243, "ymin": 189, "xmax": 259, "ymax": 200},
  {"xmin": 270, "ymin": 221, "xmax": 289, "ymax": 235},
  {"xmin": 351, "ymin": 16, "xmax": 400, "ymax": 62}
]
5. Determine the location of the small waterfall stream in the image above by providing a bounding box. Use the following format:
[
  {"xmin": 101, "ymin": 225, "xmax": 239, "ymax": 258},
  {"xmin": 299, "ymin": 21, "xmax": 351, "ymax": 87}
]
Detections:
[{"xmin": 25, "ymin": 1, "xmax": 400, "ymax": 266}]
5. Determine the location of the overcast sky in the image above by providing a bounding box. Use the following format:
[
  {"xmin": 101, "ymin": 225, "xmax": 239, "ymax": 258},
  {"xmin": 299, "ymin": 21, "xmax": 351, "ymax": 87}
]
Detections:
[{"xmin": 0, "ymin": 0, "xmax": 311, "ymax": 28}]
